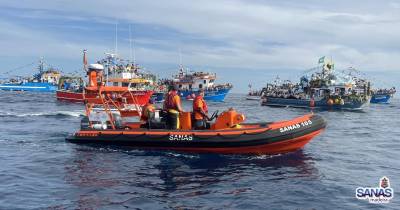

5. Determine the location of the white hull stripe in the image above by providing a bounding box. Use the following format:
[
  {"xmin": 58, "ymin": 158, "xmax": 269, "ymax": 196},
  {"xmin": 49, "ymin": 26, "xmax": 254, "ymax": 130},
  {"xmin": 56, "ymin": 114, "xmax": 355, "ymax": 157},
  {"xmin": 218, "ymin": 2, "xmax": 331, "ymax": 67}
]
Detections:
[{"xmin": 0, "ymin": 85, "xmax": 48, "ymax": 89}]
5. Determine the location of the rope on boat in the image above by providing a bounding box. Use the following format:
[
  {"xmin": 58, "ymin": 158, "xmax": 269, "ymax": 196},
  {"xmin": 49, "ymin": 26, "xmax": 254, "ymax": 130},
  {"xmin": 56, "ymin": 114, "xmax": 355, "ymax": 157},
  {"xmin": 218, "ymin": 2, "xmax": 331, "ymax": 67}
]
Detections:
[{"xmin": 0, "ymin": 62, "xmax": 36, "ymax": 75}]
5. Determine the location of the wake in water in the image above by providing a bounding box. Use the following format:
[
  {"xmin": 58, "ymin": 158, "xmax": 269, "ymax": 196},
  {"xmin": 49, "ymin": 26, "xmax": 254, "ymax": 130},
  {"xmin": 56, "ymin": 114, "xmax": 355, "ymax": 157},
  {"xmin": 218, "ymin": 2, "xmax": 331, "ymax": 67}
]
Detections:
[{"xmin": 0, "ymin": 110, "xmax": 84, "ymax": 118}]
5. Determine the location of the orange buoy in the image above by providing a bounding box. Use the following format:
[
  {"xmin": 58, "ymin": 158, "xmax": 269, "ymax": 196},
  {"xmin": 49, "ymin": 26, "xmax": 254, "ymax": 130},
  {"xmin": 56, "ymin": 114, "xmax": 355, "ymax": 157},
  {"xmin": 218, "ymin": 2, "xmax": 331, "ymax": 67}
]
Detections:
[{"xmin": 327, "ymin": 99, "xmax": 334, "ymax": 106}]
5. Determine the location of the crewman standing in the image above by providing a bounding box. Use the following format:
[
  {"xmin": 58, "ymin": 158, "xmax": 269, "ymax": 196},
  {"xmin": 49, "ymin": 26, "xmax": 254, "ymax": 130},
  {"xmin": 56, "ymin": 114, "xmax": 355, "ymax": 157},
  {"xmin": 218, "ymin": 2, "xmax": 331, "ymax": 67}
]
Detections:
[
  {"xmin": 193, "ymin": 89, "xmax": 209, "ymax": 129},
  {"xmin": 163, "ymin": 86, "xmax": 183, "ymax": 129}
]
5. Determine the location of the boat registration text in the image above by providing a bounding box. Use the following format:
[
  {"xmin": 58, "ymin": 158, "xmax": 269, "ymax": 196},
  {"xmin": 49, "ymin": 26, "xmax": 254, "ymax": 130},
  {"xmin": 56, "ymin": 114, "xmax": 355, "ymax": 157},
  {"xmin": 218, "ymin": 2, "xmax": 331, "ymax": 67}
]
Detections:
[{"xmin": 279, "ymin": 120, "xmax": 312, "ymax": 133}]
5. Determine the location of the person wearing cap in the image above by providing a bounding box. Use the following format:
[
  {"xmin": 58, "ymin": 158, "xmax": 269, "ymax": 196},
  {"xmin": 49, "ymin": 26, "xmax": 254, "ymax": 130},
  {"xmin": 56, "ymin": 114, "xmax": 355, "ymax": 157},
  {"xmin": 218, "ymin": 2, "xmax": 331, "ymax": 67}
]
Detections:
[
  {"xmin": 163, "ymin": 85, "xmax": 183, "ymax": 129},
  {"xmin": 193, "ymin": 89, "xmax": 209, "ymax": 129},
  {"xmin": 141, "ymin": 99, "xmax": 156, "ymax": 122}
]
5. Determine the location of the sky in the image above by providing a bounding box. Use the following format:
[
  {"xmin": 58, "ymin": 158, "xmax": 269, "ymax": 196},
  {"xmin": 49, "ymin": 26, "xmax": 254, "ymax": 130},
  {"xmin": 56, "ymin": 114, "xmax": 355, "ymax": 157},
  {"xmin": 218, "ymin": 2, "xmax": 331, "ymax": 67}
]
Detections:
[{"xmin": 0, "ymin": 0, "xmax": 399, "ymax": 92}]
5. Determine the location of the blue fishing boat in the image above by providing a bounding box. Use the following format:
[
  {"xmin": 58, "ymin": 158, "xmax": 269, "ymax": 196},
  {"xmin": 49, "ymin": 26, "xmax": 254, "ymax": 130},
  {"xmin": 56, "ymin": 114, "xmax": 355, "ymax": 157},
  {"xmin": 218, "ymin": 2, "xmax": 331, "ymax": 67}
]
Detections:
[
  {"xmin": 0, "ymin": 58, "xmax": 61, "ymax": 92},
  {"xmin": 151, "ymin": 91, "xmax": 165, "ymax": 102},
  {"xmin": 262, "ymin": 94, "xmax": 369, "ymax": 110},
  {"xmin": 179, "ymin": 86, "xmax": 231, "ymax": 101},
  {"xmin": 343, "ymin": 67, "xmax": 396, "ymax": 104},
  {"xmin": 261, "ymin": 57, "xmax": 371, "ymax": 110},
  {"xmin": 370, "ymin": 88, "xmax": 396, "ymax": 103},
  {"xmin": 371, "ymin": 94, "xmax": 391, "ymax": 103},
  {"xmin": 161, "ymin": 67, "xmax": 232, "ymax": 102},
  {"xmin": 0, "ymin": 82, "xmax": 58, "ymax": 92}
]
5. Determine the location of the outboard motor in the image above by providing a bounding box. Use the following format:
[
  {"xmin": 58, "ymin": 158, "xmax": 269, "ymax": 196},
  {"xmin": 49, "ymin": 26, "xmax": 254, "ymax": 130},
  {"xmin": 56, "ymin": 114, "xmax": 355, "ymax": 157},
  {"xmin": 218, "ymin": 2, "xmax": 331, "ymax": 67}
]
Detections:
[
  {"xmin": 92, "ymin": 123, "xmax": 108, "ymax": 130},
  {"xmin": 211, "ymin": 108, "xmax": 245, "ymax": 130},
  {"xmin": 80, "ymin": 116, "xmax": 107, "ymax": 130}
]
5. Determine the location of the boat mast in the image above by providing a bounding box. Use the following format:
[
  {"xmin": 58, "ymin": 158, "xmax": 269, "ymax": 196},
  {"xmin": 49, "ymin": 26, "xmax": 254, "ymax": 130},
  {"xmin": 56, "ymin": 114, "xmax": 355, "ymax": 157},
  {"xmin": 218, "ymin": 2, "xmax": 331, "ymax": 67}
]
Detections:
[
  {"xmin": 179, "ymin": 48, "xmax": 183, "ymax": 68},
  {"xmin": 114, "ymin": 21, "xmax": 118, "ymax": 55},
  {"xmin": 178, "ymin": 48, "xmax": 184, "ymax": 76},
  {"xmin": 108, "ymin": 21, "xmax": 119, "ymax": 84},
  {"xmin": 274, "ymin": 75, "xmax": 281, "ymax": 86},
  {"xmin": 38, "ymin": 57, "xmax": 45, "ymax": 73},
  {"xmin": 83, "ymin": 49, "xmax": 88, "ymax": 72},
  {"xmin": 129, "ymin": 24, "xmax": 136, "ymax": 67}
]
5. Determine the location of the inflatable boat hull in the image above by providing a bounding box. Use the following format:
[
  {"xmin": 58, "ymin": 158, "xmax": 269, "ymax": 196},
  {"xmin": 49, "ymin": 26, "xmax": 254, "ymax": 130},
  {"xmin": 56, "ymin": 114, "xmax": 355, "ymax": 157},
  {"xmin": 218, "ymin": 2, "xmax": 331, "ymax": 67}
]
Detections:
[{"xmin": 67, "ymin": 114, "xmax": 326, "ymax": 155}]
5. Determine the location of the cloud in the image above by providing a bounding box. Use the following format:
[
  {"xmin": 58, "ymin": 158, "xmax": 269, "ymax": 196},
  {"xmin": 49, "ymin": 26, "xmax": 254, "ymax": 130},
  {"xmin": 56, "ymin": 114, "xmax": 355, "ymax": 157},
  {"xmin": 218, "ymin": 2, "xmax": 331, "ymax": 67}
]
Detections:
[{"xmin": 0, "ymin": 0, "xmax": 399, "ymax": 78}]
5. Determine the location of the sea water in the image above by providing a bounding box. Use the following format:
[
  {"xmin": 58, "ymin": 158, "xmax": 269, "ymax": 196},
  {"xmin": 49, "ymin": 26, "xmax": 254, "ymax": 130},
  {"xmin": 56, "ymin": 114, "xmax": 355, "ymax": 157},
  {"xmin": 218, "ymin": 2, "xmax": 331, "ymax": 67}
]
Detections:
[{"xmin": 0, "ymin": 92, "xmax": 399, "ymax": 209}]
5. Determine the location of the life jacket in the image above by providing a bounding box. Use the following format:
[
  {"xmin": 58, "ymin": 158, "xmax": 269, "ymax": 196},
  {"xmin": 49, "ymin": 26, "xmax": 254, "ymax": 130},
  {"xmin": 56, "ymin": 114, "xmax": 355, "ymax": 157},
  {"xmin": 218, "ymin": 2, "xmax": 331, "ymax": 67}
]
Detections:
[
  {"xmin": 165, "ymin": 91, "xmax": 179, "ymax": 110},
  {"xmin": 193, "ymin": 95, "xmax": 208, "ymax": 120}
]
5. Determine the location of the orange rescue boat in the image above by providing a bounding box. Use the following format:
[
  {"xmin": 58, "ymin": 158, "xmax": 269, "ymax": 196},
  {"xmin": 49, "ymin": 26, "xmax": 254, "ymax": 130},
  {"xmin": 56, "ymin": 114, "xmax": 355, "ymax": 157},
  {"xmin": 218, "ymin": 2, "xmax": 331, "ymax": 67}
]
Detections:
[{"xmin": 66, "ymin": 86, "xmax": 326, "ymax": 155}]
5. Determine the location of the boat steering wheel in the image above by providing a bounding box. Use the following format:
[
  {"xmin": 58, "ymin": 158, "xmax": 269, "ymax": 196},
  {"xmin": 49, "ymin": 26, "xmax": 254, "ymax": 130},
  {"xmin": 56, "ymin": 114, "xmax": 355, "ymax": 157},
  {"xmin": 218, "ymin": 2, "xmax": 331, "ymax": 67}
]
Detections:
[{"xmin": 209, "ymin": 110, "xmax": 219, "ymax": 121}]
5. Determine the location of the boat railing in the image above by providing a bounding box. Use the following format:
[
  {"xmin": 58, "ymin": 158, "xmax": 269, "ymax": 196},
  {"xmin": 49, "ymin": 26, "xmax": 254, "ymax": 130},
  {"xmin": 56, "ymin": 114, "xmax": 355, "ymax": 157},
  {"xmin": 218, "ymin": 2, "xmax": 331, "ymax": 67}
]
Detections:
[{"xmin": 84, "ymin": 86, "xmax": 143, "ymax": 130}]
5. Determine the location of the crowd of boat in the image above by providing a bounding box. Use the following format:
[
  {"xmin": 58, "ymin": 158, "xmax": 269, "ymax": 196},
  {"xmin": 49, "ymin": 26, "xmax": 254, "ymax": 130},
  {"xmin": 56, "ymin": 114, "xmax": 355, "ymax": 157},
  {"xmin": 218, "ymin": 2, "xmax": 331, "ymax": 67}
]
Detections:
[
  {"xmin": 247, "ymin": 57, "xmax": 396, "ymax": 109},
  {"xmin": 0, "ymin": 54, "xmax": 395, "ymax": 109},
  {"xmin": 0, "ymin": 54, "xmax": 395, "ymax": 155},
  {"xmin": 0, "ymin": 51, "xmax": 233, "ymax": 104}
]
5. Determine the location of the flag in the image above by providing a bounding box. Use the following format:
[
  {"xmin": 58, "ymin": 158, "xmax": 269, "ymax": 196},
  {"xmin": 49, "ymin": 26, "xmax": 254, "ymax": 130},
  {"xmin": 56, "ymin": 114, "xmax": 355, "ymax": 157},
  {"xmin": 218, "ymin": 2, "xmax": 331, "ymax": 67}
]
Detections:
[{"xmin": 318, "ymin": 56, "xmax": 325, "ymax": 64}]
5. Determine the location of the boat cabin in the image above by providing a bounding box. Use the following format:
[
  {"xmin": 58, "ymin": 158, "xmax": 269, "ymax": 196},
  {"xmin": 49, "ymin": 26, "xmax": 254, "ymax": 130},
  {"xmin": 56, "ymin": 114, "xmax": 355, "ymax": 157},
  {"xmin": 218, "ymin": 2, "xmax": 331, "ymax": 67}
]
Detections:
[
  {"xmin": 40, "ymin": 70, "xmax": 61, "ymax": 84},
  {"xmin": 107, "ymin": 64, "xmax": 139, "ymax": 80},
  {"xmin": 173, "ymin": 71, "xmax": 216, "ymax": 90},
  {"xmin": 58, "ymin": 76, "xmax": 84, "ymax": 91},
  {"xmin": 107, "ymin": 78, "xmax": 153, "ymax": 91}
]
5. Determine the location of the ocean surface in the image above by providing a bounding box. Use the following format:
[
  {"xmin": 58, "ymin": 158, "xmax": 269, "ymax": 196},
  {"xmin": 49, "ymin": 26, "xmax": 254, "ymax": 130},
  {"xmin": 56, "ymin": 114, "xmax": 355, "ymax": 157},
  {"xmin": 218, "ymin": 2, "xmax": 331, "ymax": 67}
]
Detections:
[{"xmin": 0, "ymin": 92, "xmax": 399, "ymax": 209}]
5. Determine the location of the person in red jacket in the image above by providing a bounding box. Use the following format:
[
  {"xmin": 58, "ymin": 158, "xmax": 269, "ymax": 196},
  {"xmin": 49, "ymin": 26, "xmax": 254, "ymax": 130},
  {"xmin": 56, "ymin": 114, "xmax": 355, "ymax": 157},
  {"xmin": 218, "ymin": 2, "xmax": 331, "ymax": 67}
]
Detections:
[{"xmin": 193, "ymin": 89, "xmax": 209, "ymax": 129}]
